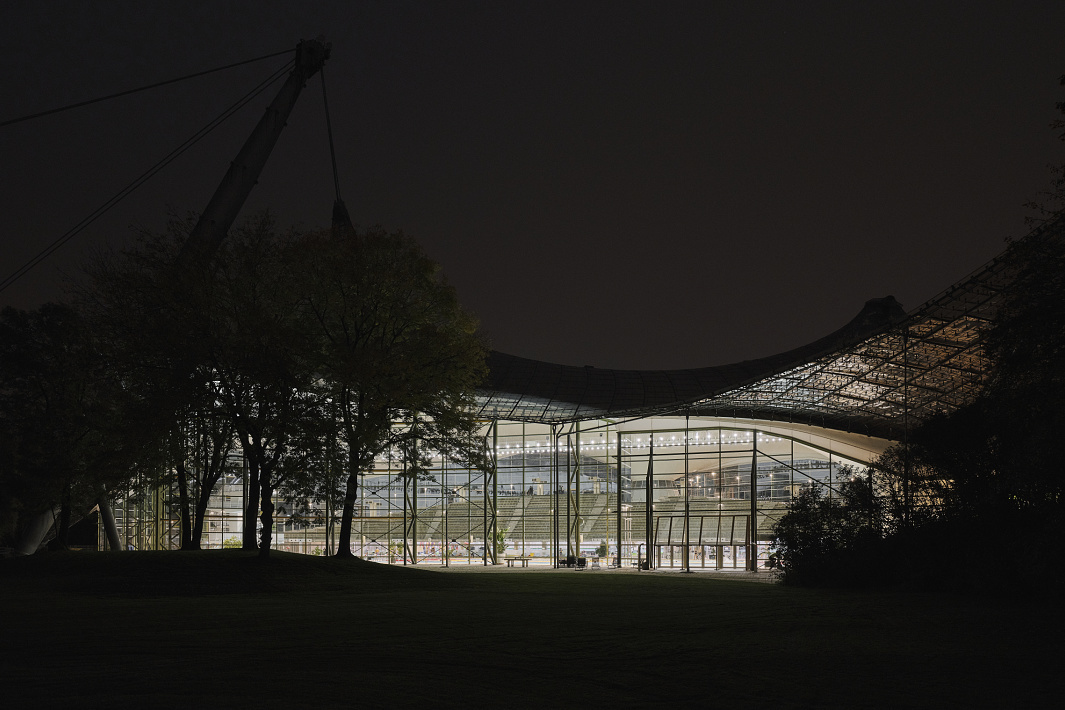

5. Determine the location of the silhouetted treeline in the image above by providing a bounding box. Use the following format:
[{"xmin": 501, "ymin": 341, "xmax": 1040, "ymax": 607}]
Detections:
[
  {"xmin": 0, "ymin": 215, "xmax": 487, "ymax": 557},
  {"xmin": 774, "ymin": 215, "xmax": 1065, "ymax": 591}
]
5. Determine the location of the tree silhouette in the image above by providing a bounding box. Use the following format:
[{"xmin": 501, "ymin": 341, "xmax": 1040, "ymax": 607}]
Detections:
[{"xmin": 295, "ymin": 227, "xmax": 488, "ymax": 558}]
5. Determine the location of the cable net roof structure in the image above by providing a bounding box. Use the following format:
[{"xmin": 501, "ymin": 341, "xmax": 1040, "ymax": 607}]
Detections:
[{"xmin": 476, "ymin": 217, "xmax": 1063, "ymax": 439}]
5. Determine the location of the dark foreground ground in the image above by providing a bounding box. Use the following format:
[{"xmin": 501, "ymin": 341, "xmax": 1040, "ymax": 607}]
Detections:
[{"xmin": 1, "ymin": 550, "xmax": 1061, "ymax": 708}]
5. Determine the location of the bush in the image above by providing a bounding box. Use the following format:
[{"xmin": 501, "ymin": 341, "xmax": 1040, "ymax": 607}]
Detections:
[{"xmin": 773, "ymin": 473, "xmax": 887, "ymax": 587}]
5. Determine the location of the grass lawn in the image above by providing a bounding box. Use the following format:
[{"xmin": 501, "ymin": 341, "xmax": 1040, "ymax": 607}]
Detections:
[{"xmin": 2, "ymin": 550, "xmax": 1061, "ymax": 708}]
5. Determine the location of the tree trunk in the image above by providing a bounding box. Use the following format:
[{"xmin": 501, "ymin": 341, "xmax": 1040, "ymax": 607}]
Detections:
[
  {"xmin": 176, "ymin": 458, "xmax": 195, "ymax": 550},
  {"xmin": 335, "ymin": 469, "xmax": 359, "ymax": 558},
  {"xmin": 192, "ymin": 474, "xmax": 214, "ymax": 548},
  {"xmin": 258, "ymin": 480, "xmax": 274, "ymax": 558},
  {"xmin": 242, "ymin": 456, "xmax": 261, "ymax": 550},
  {"xmin": 335, "ymin": 399, "xmax": 361, "ymax": 558}
]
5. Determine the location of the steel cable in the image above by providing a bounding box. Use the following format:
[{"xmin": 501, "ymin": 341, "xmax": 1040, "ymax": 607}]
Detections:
[{"xmin": 0, "ymin": 58, "xmax": 293, "ymax": 294}]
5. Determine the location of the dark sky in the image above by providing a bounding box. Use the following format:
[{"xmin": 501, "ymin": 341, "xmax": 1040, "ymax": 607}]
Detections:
[{"xmin": 2, "ymin": 1, "xmax": 1063, "ymax": 369}]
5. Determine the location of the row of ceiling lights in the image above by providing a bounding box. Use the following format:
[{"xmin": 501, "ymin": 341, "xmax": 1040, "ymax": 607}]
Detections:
[{"xmin": 373, "ymin": 433, "xmax": 787, "ymax": 461}]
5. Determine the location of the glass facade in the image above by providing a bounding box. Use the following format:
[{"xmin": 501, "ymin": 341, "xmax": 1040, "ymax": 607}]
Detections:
[
  {"xmin": 105, "ymin": 416, "xmax": 874, "ymax": 571},
  {"xmin": 101, "ymin": 214, "xmax": 1065, "ymax": 565}
]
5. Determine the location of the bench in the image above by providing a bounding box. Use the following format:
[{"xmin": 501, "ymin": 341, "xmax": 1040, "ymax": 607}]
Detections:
[{"xmin": 504, "ymin": 556, "xmax": 532, "ymax": 568}]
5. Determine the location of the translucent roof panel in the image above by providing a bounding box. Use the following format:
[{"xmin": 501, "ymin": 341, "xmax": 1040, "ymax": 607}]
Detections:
[{"xmin": 475, "ymin": 217, "xmax": 1063, "ymax": 440}]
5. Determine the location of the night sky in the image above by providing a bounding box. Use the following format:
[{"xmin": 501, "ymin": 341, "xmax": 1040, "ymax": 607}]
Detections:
[{"xmin": 2, "ymin": 2, "xmax": 1063, "ymax": 369}]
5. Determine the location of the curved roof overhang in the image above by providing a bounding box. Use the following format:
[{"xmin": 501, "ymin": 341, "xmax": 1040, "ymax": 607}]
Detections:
[
  {"xmin": 475, "ymin": 217, "xmax": 1062, "ymax": 440},
  {"xmin": 476, "ymin": 296, "xmax": 906, "ymax": 425}
]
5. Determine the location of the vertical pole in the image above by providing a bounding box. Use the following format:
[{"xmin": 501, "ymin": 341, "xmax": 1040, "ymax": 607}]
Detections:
[
  {"xmin": 616, "ymin": 427, "xmax": 623, "ymax": 567},
  {"xmin": 521, "ymin": 422, "xmax": 526, "ymax": 558},
  {"xmin": 748, "ymin": 430, "xmax": 758, "ymax": 572},
  {"xmin": 412, "ymin": 431, "xmax": 419, "ymax": 565},
  {"xmin": 489, "ymin": 421, "xmax": 498, "ymax": 565},
  {"xmin": 401, "ymin": 449, "xmax": 408, "ymax": 566},
  {"xmin": 565, "ymin": 434, "xmax": 572, "ymax": 559},
  {"xmin": 467, "ymin": 449, "xmax": 472, "ymax": 565},
  {"xmin": 552, "ymin": 424, "xmax": 560, "ymax": 567},
  {"xmin": 790, "ymin": 438, "xmax": 795, "ymax": 500},
  {"xmin": 482, "ymin": 428, "xmax": 488, "ymax": 566},
  {"xmin": 242, "ymin": 451, "xmax": 248, "ymax": 551},
  {"xmin": 324, "ymin": 482, "xmax": 332, "ymax": 556},
  {"xmin": 683, "ymin": 416, "xmax": 691, "ymax": 572},
  {"xmin": 731, "ymin": 514, "xmax": 738, "ymax": 569},
  {"xmin": 443, "ymin": 454, "xmax": 449, "ymax": 567},
  {"xmin": 574, "ymin": 422, "xmax": 581, "ymax": 558},
  {"xmin": 698, "ymin": 518, "xmax": 705, "ymax": 568},
  {"xmin": 327, "ymin": 405, "xmax": 335, "ymax": 556},
  {"xmin": 646, "ymin": 436, "xmax": 654, "ymax": 570},
  {"xmin": 829, "ymin": 451, "xmax": 834, "ymax": 499}
]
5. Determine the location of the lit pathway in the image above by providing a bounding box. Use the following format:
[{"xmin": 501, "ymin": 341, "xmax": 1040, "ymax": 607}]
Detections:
[{"xmin": 424, "ymin": 563, "xmax": 780, "ymax": 583}]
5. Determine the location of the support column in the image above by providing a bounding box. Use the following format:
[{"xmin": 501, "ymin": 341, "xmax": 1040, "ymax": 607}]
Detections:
[
  {"xmin": 521, "ymin": 422, "xmax": 526, "ymax": 557},
  {"xmin": 402, "ymin": 450, "xmax": 412, "ymax": 565},
  {"xmin": 98, "ymin": 496, "xmax": 121, "ymax": 551},
  {"xmin": 682, "ymin": 416, "xmax": 691, "ymax": 573},
  {"xmin": 442, "ymin": 454, "xmax": 449, "ymax": 567},
  {"xmin": 568, "ymin": 424, "xmax": 581, "ymax": 558},
  {"xmin": 616, "ymin": 428, "xmax": 623, "ymax": 567},
  {"xmin": 412, "ymin": 439, "xmax": 419, "ymax": 564},
  {"xmin": 485, "ymin": 421, "xmax": 496, "ymax": 566},
  {"xmin": 565, "ymin": 434, "xmax": 572, "ymax": 558},
  {"xmin": 488, "ymin": 422, "xmax": 498, "ymax": 565},
  {"xmin": 748, "ymin": 430, "xmax": 758, "ymax": 572},
  {"xmin": 552, "ymin": 424, "xmax": 560, "ymax": 568},
  {"xmin": 646, "ymin": 437, "xmax": 654, "ymax": 570}
]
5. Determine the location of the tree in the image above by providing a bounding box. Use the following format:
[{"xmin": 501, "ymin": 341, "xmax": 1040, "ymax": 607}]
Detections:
[
  {"xmin": 985, "ymin": 72, "xmax": 1065, "ymax": 510},
  {"xmin": 85, "ymin": 215, "xmax": 326, "ymax": 557},
  {"xmin": 172, "ymin": 410, "xmax": 239, "ymax": 550},
  {"xmin": 0, "ymin": 303, "xmax": 158, "ymax": 553},
  {"xmin": 979, "ymin": 217, "xmax": 1065, "ymax": 510},
  {"xmin": 1024, "ymin": 73, "xmax": 1065, "ymax": 222},
  {"xmin": 866, "ymin": 441, "xmax": 949, "ymax": 531},
  {"xmin": 85, "ymin": 220, "xmax": 238, "ymax": 550},
  {"xmin": 295, "ymin": 227, "xmax": 489, "ymax": 558},
  {"xmin": 83, "ymin": 218, "xmax": 222, "ymax": 549},
  {"xmin": 202, "ymin": 220, "xmax": 326, "ymax": 557},
  {"xmin": 774, "ymin": 214, "xmax": 1065, "ymax": 589}
]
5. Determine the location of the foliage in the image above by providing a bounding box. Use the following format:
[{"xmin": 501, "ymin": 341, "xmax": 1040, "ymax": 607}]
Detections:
[
  {"xmin": 86, "ymin": 215, "xmax": 330, "ymax": 557},
  {"xmin": 0, "ymin": 303, "xmax": 161, "ymax": 551},
  {"xmin": 294, "ymin": 226, "xmax": 488, "ymax": 557},
  {"xmin": 978, "ymin": 218, "xmax": 1065, "ymax": 511},
  {"xmin": 75, "ymin": 217, "xmax": 487, "ymax": 561},
  {"xmin": 494, "ymin": 527, "xmax": 509, "ymax": 556},
  {"xmin": 207, "ymin": 218, "xmax": 329, "ymax": 557},
  {"xmin": 11, "ymin": 219, "xmax": 485, "ymax": 564},
  {"xmin": 775, "ymin": 72, "xmax": 1065, "ymax": 586},
  {"xmin": 84, "ymin": 219, "xmax": 238, "ymax": 550},
  {"xmin": 1023, "ymin": 73, "xmax": 1065, "ymax": 221},
  {"xmin": 773, "ymin": 471, "xmax": 887, "ymax": 587},
  {"xmin": 775, "ymin": 212, "xmax": 1065, "ymax": 590}
]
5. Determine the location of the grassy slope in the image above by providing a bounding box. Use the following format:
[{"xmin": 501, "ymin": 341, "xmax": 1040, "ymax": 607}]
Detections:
[{"xmin": 1, "ymin": 551, "xmax": 1061, "ymax": 708}]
